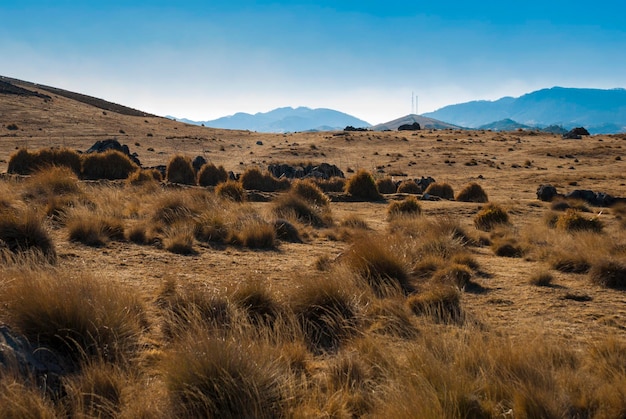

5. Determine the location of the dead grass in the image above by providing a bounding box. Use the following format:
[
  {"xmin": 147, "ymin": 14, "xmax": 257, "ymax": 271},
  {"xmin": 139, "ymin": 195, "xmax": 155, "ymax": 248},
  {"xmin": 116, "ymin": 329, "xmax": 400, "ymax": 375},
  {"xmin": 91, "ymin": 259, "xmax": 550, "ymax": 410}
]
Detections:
[
  {"xmin": 197, "ymin": 162, "xmax": 228, "ymax": 187},
  {"xmin": 345, "ymin": 169, "xmax": 383, "ymax": 201},
  {"xmin": 240, "ymin": 167, "xmax": 290, "ymax": 192},
  {"xmin": 0, "ymin": 209, "xmax": 56, "ymax": 264},
  {"xmin": 215, "ymin": 180, "xmax": 246, "ymax": 202},
  {"xmin": 8, "ymin": 147, "xmax": 81, "ymax": 175},
  {"xmin": 165, "ymin": 155, "xmax": 196, "ymax": 185},
  {"xmin": 455, "ymin": 182, "xmax": 488, "ymax": 203},
  {"xmin": 387, "ymin": 196, "xmax": 422, "ymax": 219},
  {"xmin": 81, "ymin": 150, "xmax": 138, "ymax": 180},
  {"xmin": 272, "ymin": 192, "xmax": 332, "ymax": 228},
  {"xmin": 556, "ymin": 209, "xmax": 603, "ymax": 232},
  {"xmin": 474, "ymin": 203, "xmax": 510, "ymax": 231},
  {"xmin": 424, "ymin": 182, "xmax": 454, "ymax": 200}
]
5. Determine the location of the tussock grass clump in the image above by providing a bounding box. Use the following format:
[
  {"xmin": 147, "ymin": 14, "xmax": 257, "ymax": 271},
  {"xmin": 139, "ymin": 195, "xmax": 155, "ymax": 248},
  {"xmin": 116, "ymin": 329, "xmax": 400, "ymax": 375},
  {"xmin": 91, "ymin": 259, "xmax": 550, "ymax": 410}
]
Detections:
[
  {"xmin": 0, "ymin": 378, "xmax": 58, "ymax": 418},
  {"xmin": 240, "ymin": 167, "xmax": 290, "ymax": 192},
  {"xmin": 340, "ymin": 214, "xmax": 370, "ymax": 230},
  {"xmin": 197, "ymin": 163, "xmax": 228, "ymax": 187},
  {"xmin": 163, "ymin": 335, "xmax": 287, "ymax": 418},
  {"xmin": 424, "ymin": 182, "xmax": 454, "ymax": 200},
  {"xmin": 345, "ymin": 169, "xmax": 383, "ymax": 201},
  {"xmin": 376, "ymin": 177, "xmax": 397, "ymax": 194},
  {"xmin": 216, "ymin": 180, "xmax": 245, "ymax": 202},
  {"xmin": 387, "ymin": 196, "xmax": 422, "ymax": 219},
  {"xmin": 126, "ymin": 168, "xmax": 163, "ymax": 185},
  {"xmin": 397, "ymin": 180, "xmax": 422, "ymax": 194},
  {"xmin": 313, "ymin": 176, "xmax": 346, "ymax": 193},
  {"xmin": 67, "ymin": 211, "xmax": 125, "ymax": 247},
  {"xmin": 163, "ymin": 222, "xmax": 196, "ymax": 255},
  {"xmin": 366, "ymin": 298, "xmax": 419, "ymax": 339},
  {"xmin": 491, "ymin": 237, "xmax": 524, "ymax": 258},
  {"xmin": 407, "ymin": 285, "xmax": 463, "ymax": 324},
  {"xmin": 291, "ymin": 178, "xmax": 330, "ymax": 207},
  {"xmin": 63, "ymin": 362, "xmax": 126, "ymax": 418},
  {"xmin": 456, "ymin": 182, "xmax": 488, "ymax": 203},
  {"xmin": 529, "ymin": 270, "xmax": 554, "ymax": 286},
  {"xmin": 232, "ymin": 219, "xmax": 277, "ymax": 249},
  {"xmin": 432, "ymin": 264, "xmax": 473, "ymax": 289},
  {"xmin": 8, "ymin": 147, "xmax": 81, "ymax": 175},
  {"xmin": 474, "ymin": 203, "xmax": 509, "ymax": 231},
  {"xmin": 231, "ymin": 281, "xmax": 283, "ymax": 327},
  {"xmin": 166, "ymin": 155, "xmax": 196, "ymax": 185},
  {"xmin": 343, "ymin": 234, "xmax": 412, "ymax": 296},
  {"xmin": 150, "ymin": 193, "xmax": 198, "ymax": 226},
  {"xmin": 273, "ymin": 218, "xmax": 302, "ymax": 243},
  {"xmin": 550, "ymin": 252, "xmax": 591, "ymax": 274},
  {"xmin": 81, "ymin": 150, "xmax": 138, "ymax": 180},
  {"xmin": 0, "ymin": 210, "xmax": 56, "ymax": 263},
  {"xmin": 0, "ymin": 270, "xmax": 146, "ymax": 369},
  {"xmin": 290, "ymin": 275, "xmax": 360, "ymax": 353},
  {"xmin": 556, "ymin": 209, "xmax": 603, "ymax": 233},
  {"xmin": 194, "ymin": 212, "xmax": 229, "ymax": 244},
  {"xmin": 24, "ymin": 166, "xmax": 81, "ymax": 198},
  {"xmin": 589, "ymin": 260, "xmax": 626, "ymax": 289},
  {"xmin": 272, "ymin": 193, "xmax": 332, "ymax": 228}
]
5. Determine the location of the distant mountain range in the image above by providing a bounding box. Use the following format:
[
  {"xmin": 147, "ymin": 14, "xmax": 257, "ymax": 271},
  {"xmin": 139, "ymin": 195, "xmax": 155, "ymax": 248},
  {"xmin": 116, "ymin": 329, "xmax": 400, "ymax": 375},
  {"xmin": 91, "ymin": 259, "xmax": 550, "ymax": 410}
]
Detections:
[
  {"xmin": 423, "ymin": 87, "xmax": 626, "ymax": 134},
  {"xmin": 174, "ymin": 107, "xmax": 371, "ymax": 133},
  {"xmin": 371, "ymin": 114, "xmax": 460, "ymax": 131}
]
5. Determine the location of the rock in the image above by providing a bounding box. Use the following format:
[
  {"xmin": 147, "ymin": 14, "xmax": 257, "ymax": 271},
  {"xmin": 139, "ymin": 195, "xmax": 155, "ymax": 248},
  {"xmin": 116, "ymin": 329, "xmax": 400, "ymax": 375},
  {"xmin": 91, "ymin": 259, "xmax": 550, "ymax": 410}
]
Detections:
[
  {"xmin": 86, "ymin": 138, "xmax": 141, "ymax": 166},
  {"xmin": 398, "ymin": 122, "xmax": 421, "ymax": 131},
  {"xmin": 192, "ymin": 155, "xmax": 207, "ymax": 172},
  {"xmin": 256, "ymin": 140, "xmax": 264, "ymax": 145},
  {"xmin": 416, "ymin": 176, "xmax": 436, "ymax": 191},
  {"xmin": 537, "ymin": 184, "xmax": 558, "ymax": 201},
  {"xmin": 267, "ymin": 162, "xmax": 344, "ymax": 180},
  {"xmin": 344, "ymin": 126, "xmax": 368, "ymax": 132},
  {"xmin": 563, "ymin": 127, "xmax": 590, "ymax": 139},
  {"xmin": 565, "ymin": 190, "xmax": 615, "ymax": 207}
]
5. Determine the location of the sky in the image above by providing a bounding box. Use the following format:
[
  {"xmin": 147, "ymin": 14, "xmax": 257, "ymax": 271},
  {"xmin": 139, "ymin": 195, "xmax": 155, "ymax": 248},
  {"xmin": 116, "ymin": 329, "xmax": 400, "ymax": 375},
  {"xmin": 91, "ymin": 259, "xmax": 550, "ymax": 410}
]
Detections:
[{"xmin": 1, "ymin": 1, "xmax": 625, "ymax": 125}]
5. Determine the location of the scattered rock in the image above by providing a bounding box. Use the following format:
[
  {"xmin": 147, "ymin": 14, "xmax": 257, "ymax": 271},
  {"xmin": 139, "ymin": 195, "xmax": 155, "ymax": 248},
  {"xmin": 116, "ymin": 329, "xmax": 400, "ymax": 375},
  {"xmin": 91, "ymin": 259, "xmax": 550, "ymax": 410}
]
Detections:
[
  {"xmin": 344, "ymin": 126, "xmax": 369, "ymax": 132},
  {"xmin": 398, "ymin": 122, "xmax": 421, "ymax": 131},
  {"xmin": 192, "ymin": 155, "xmax": 207, "ymax": 172},
  {"xmin": 415, "ymin": 176, "xmax": 436, "ymax": 191},
  {"xmin": 537, "ymin": 184, "xmax": 558, "ymax": 201},
  {"xmin": 267, "ymin": 162, "xmax": 344, "ymax": 180},
  {"xmin": 565, "ymin": 190, "xmax": 615, "ymax": 207}
]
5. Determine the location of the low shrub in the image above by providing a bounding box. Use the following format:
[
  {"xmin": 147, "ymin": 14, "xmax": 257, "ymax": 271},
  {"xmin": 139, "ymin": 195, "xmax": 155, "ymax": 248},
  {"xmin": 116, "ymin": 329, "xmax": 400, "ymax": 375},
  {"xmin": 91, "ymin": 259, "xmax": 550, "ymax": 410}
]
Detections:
[
  {"xmin": 166, "ymin": 155, "xmax": 196, "ymax": 185},
  {"xmin": 387, "ymin": 196, "xmax": 422, "ymax": 219},
  {"xmin": 589, "ymin": 260, "xmax": 626, "ymax": 289},
  {"xmin": 424, "ymin": 182, "xmax": 454, "ymax": 200},
  {"xmin": 376, "ymin": 177, "xmax": 397, "ymax": 194},
  {"xmin": 456, "ymin": 183, "xmax": 488, "ymax": 203},
  {"xmin": 240, "ymin": 167, "xmax": 290, "ymax": 192},
  {"xmin": 474, "ymin": 203, "xmax": 509, "ymax": 231},
  {"xmin": 345, "ymin": 170, "xmax": 382, "ymax": 201},
  {"xmin": 81, "ymin": 150, "xmax": 138, "ymax": 180},
  {"xmin": 555, "ymin": 209, "xmax": 603, "ymax": 233},
  {"xmin": 397, "ymin": 180, "xmax": 421, "ymax": 195},
  {"xmin": 0, "ymin": 210, "xmax": 56, "ymax": 263},
  {"xmin": 197, "ymin": 163, "xmax": 228, "ymax": 187},
  {"xmin": 216, "ymin": 181, "xmax": 246, "ymax": 202}
]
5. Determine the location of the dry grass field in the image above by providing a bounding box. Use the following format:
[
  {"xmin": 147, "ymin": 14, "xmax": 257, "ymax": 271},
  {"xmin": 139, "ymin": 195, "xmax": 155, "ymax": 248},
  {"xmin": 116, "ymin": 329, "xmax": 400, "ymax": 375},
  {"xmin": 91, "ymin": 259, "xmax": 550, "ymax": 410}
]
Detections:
[{"xmin": 1, "ymin": 80, "xmax": 625, "ymax": 418}]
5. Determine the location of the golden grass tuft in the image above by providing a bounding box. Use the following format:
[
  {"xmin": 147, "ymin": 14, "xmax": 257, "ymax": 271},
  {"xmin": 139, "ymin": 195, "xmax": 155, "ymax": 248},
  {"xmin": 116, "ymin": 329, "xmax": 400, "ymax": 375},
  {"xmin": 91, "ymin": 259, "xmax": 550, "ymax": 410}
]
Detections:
[
  {"xmin": 474, "ymin": 203, "xmax": 510, "ymax": 231},
  {"xmin": 424, "ymin": 182, "xmax": 455, "ymax": 200},
  {"xmin": 67, "ymin": 210, "xmax": 125, "ymax": 247},
  {"xmin": 387, "ymin": 196, "xmax": 422, "ymax": 219},
  {"xmin": 162, "ymin": 221, "xmax": 197, "ymax": 255},
  {"xmin": 232, "ymin": 218, "xmax": 277, "ymax": 249},
  {"xmin": 231, "ymin": 281, "xmax": 283, "ymax": 327},
  {"xmin": 396, "ymin": 179, "xmax": 422, "ymax": 194},
  {"xmin": 529, "ymin": 270, "xmax": 554, "ymax": 286},
  {"xmin": 455, "ymin": 182, "xmax": 488, "ymax": 203},
  {"xmin": 63, "ymin": 362, "xmax": 126, "ymax": 418},
  {"xmin": 313, "ymin": 176, "xmax": 346, "ymax": 192},
  {"xmin": 126, "ymin": 168, "xmax": 163, "ymax": 185},
  {"xmin": 407, "ymin": 284, "xmax": 464, "ymax": 324},
  {"xmin": 589, "ymin": 260, "xmax": 626, "ymax": 289},
  {"xmin": 0, "ymin": 209, "xmax": 56, "ymax": 264},
  {"xmin": 432, "ymin": 263, "xmax": 473, "ymax": 289},
  {"xmin": 240, "ymin": 167, "xmax": 290, "ymax": 192},
  {"xmin": 166, "ymin": 155, "xmax": 196, "ymax": 185},
  {"xmin": 23, "ymin": 166, "xmax": 81, "ymax": 198},
  {"xmin": 555, "ymin": 209, "xmax": 603, "ymax": 233},
  {"xmin": 0, "ymin": 377, "xmax": 58, "ymax": 418},
  {"xmin": 345, "ymin": 169, "xmax": 383, "ymax": 201},
  {"xmin": 8, "ymin": 147, "xmax": 81, "ymax": 175},
  {"xmin": 197, "ymin": 162, "xmax": 228, "ymax": 187},
  {"xmin": 272, "ymin": 192, "xmax": 332, "ymax": 228},
  {"xmin": 291, "ymin": 178, "xmax": 330, "ymax": 207},
  {"xmin": 81, "ymin": 150, "xmax": 138, "ymax": 180},
  {"xmin": 375, "ymin": 177, "xmax": 397, "ymax": 194},
  {"xmin": 215, "ymin": 180, "xmax": 246, "ymax": 202}
]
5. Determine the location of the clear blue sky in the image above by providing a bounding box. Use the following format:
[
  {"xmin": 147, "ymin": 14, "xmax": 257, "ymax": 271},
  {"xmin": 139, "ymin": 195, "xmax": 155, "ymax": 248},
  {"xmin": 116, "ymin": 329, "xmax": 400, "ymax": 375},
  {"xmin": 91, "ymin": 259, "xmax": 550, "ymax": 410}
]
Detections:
[{"xmin": 2, "ymin": 1, "xmax": 625, "ymax": 124}]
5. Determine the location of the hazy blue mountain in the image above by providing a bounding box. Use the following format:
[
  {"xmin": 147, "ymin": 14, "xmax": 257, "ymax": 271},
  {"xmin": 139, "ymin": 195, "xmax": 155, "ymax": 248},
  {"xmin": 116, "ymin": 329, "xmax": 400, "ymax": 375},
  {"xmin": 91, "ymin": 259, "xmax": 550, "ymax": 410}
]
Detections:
[
  {"xmin": 477, "ymin": 118, "xmax": 533, "ymax": 131},
  {"xmin": 423, "ymin": 87, "xmax": 626, "ymax": 134},
  {"xmin": 176, "ymin": 107, "xmax": 370, "ymax": 133}
]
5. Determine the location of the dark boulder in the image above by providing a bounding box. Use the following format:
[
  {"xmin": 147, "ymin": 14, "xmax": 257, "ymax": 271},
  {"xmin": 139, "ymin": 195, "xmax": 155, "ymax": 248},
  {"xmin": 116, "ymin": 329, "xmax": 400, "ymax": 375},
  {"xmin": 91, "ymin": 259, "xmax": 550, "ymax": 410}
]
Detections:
[
  {"xmin": 563, "ymin": 127, "xmax": 590, "ymax": 139},
  {"xmin": 267, "ymin": 162, "xmax": 344, "ymax": 180},
  {"xmin": 398, "ymin": 122, "xmax": 421, "ymax": 131},
  {"xmin": 416, "ymin": 176, "xmax": 436, "ymax": 191},
  {"xmin": 344, "ymin": 126, "xmax": 369, "ymax": 132},
  {"xmin": 192, "ymin": 155, "xmax": 207, "ymax": 172},
  {"xmin": 86, "ymin": 138, "xmax": 141, "ymax": 166},
  {"xmin": 537, "ymin": 184, "xmax": 558, "ymax": 201},
  {"xmin": 565, "ymin": 190, "xmax": 615, "ymax": 207}
]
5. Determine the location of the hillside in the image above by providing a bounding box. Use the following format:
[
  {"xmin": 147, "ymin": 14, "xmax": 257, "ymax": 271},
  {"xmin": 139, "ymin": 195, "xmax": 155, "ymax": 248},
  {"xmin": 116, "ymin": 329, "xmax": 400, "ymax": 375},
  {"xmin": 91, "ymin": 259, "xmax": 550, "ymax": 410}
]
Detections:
[
  {"xmin": 178, "ymin": 106, "xmax": 371, "ymax": 133},
  {"xmin": 371, "ymin": 114, "xmax": 461, "ymax": 131},
  {"xmin": 423, "ymin": 87, "xmax": 626, "ymax": 134}
]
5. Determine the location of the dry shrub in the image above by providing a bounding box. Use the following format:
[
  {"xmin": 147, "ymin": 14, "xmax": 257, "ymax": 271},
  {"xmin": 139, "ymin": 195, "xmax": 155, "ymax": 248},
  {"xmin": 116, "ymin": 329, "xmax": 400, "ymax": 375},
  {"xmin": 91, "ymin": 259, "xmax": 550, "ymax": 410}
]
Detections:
[
  {"xmin": 0, "ymin": 209, "xmax": 56, "ymax": 264},
  {"xmin": 345, "ymin": 169, "xmax": 383, "ymax": 201},
  {"xmin": 67, "ymin": 211, "xmax": 125, "ymax": 247},
  {"xmin": 397, "ymin": 180, "xmax": 421, "ymax": 194},
  {"xmin": 290, "ymin": 275, "xmax": 360, "ymax": 353},
  {"xmin": 0, "ymin": 270, "xmax": 146, "ymax": 369},
  {"xmin": 366, "ymin": 298, "xmax": 419, "ymax": 339},
  {"xmin": 23, "ymin": 166, "xmax": 81, "ymax": 198},
  {"xmin": 231, "ymin": 281, "xmax": 283, "ymax": 327},
  {"xmin": 197, "ymin": 163, "xmax": 228, "ymax": 187},
  {"xmin": 194, "ymin": 212, "xmax": 229, "ymax": 244},
  {"xmin": 81, "ymin": 150, "xmax": 138, "ymax": 180},
  {"xmin": 432, "ymin": 264, "xmax": 473, "ymax": 289},
  {"xmin": 556, "ymin": 209, "xmax": 603, "ymax": 233},
  {"xmin": 162, "ymin": 221, "xmax": 196, "ymax": 255},
  {"xmin": 529, "ymin": 270, "xmax": 554, "ymax": 286},
  {"xmin": 126, "ymin": 168, "xmax": 162, "ymax": 185},
  {"xmin": 343, "ymin": 233, "xmax": 412, "ymax": 297},
  {"xmin": 340, "ymin": 215, "xmax": 370, "ymax": 230},
  {"xmin": 474, "ymin": 203, "xmax": 509, "ymax": 231},
  {"xmin": 291, "ymin": 178, "xmax": 330, "ymax": 207},
  {"xmin": 456, "ymin": 182, "xmax": 488, "ymax": 203},
  {"xmin": 272, "ymin": 193, "xmax": 332, "ymax": 228},
  {"xmin": 0, "ymin": 378, "xmax": 58, "ymax": 418},
  {"xmin": 240, "ymin": 167, "xmax": 290, "ymax": 192},
  {"xmin": 424, "ymin": 182, "xmax": 454, "ymax": 200},
  {"xmin": 232, "ymin": 218, "xmax": 277, "ymax": 249},
  {"xmin": 166, "ymin": 155, "xmax": 196, "ymax": 185},
  {"xmin": 387, "ymin": 196, "xmax": 422, "ymax": 219},
  {"xmin": 589, "ymin": 260, "xmax": 626, "ymax": 289},
  {"xmin": 273, "ymin": 218, "xmax": 302, "ymax": 243},
  {"xmin": 216, "ymin": 180, "xmax": 245, "ymax": 202},
  {"xmin": 376, "ymin": 177, "xmax": 397, "ymax": 194},
  {"xmin": 8, "ymin": 147, "xmax": 81, "ymax": 175},
  {"xmin": 407, "ymin": 285, "xmax": 463, "ymax": 324},
  {"xmin": 150, "ymin": 193, "xmax": 199, "ymax": 226},
  {"xmin": 314, "ymin": 176, "xmax": 346, "ymax": 193},
  {"xmin": 491, "ymin": 236, "xmax": 524, "ymax": 258},
  {"xmin": 163, "ymin": 334, "xmax": 287, "ymax": 418},
  {"xmin": 63, "ymin": 362, "xmax": 126, "ymax": 418}
]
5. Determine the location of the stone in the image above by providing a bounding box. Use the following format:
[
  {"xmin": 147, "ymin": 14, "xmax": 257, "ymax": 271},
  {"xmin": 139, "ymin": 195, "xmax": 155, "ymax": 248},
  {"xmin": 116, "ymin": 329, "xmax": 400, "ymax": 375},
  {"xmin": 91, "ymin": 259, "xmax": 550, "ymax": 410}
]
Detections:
[{"xmin": 537, "ymin": 184, "xmax": 558, "ymax": 201}]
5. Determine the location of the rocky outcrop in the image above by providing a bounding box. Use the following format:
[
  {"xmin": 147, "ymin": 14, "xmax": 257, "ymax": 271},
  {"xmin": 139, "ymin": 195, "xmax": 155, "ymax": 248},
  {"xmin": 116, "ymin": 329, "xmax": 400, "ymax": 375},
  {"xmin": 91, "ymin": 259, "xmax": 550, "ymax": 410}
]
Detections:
[
  {"xmin": 86, "ymin": 139, "xmax": 141, "ymax": 166},
  {"xmin": 563, "ymin": 127, "xmax": 590, "ymax": 139},
  {"xmin": 537, "ymin": 184, "xmax": 558, "ymax": 201},
  {"xmin": 398, "ymin": 122, "xmax": 421, "ymax": 131},
  {"xmin": 268, "ymin": 162, "xmax": 344, "ymax": 179},
  {"xmin": 565, "ymin": 190, "xmax": 615, "ymax": 207},
  {"xmin": 192, "ymin": 155, "xmax": 207, "ymax": 172}
]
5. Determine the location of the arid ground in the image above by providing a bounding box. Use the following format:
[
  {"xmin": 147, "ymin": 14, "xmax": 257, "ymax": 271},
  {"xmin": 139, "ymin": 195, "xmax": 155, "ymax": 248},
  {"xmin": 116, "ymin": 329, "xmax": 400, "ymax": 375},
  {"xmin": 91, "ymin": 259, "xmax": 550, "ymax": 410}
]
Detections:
[{"xmin": 0, "ymin": 79, "xmax": 624, "ymax": 417}]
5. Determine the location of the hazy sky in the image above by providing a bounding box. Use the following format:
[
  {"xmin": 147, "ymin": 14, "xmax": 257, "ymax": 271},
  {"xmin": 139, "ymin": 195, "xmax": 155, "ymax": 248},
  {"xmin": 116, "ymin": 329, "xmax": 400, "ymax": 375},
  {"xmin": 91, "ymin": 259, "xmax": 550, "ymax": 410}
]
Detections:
[{"xmin": 2, "ymin": 1, "xmax": 625, "ymax": 124}]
